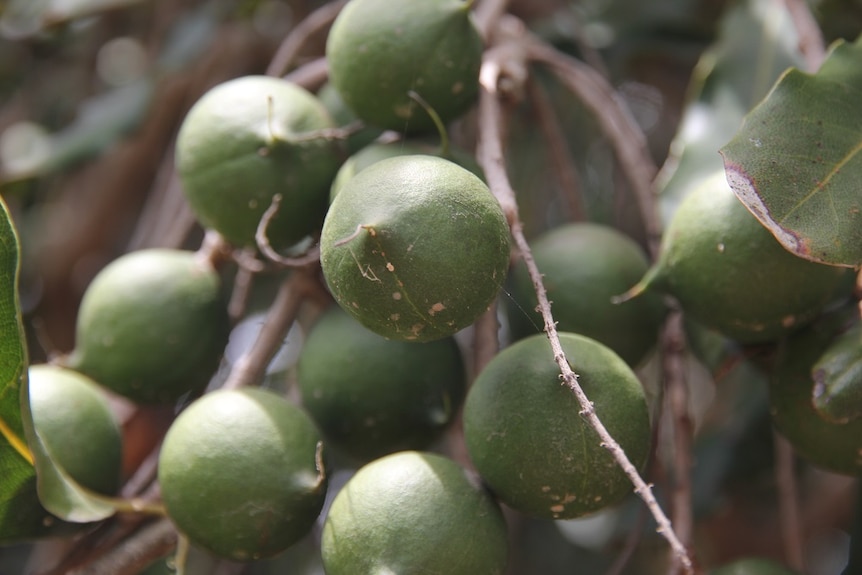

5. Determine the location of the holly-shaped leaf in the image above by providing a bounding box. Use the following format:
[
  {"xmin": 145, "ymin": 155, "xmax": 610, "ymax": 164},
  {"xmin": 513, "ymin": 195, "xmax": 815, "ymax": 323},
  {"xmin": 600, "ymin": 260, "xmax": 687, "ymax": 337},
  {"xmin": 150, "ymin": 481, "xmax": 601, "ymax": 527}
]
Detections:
[
  {"xmin": 0, "ymin": 197, "xmax": 117, "ymax": 541},
  {"xmin": 721, "ymin": 36, "xmax": 862, "ymax": 267}
]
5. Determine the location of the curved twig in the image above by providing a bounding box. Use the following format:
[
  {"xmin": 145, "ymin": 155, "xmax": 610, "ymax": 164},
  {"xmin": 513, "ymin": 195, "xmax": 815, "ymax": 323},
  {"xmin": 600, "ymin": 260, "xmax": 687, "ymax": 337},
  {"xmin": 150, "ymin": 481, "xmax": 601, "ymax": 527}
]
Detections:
[
  {"xmin": 265, "ymin": 0, "xmax": 348, "ymax": 77},
  {"xmin": 283, "ymin": 56, "xmax": 329, "ymax": 89},
  {"xmin": 526, "ymin": 36, "xmax": 661, "ymax": 259},
  {"xmin": 254, "ymin": 194, "xmax": 321, "ymax": 267}
]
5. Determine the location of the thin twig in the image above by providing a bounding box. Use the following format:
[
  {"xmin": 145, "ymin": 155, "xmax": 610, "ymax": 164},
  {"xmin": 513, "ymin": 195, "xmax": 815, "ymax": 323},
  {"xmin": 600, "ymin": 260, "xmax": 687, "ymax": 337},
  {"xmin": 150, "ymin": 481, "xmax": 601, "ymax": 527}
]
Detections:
[
  {"xmin": 525, "ymin": 74, "xmax": 586, "ymax": 221},
  {"xmin": 283, "ymin": 56, "xmax": 329, "ymax": 90},
  {"xmin": 605, "ymin": 505, "xmax": 649, "ymax": 575},
  {"xmin": 526, "ymin": 37, "xmax": 661, "ymax": 258},
  {"xmin": 120, "ymin": 440, "xmax": 164, "ymax": 501},
  {"xmin": 473, "ymin": 304, "xmax": 501, "ymax": 379},
  {"xmin": 127, "ymin": 144, "xmax": 184, "ymax": 251},
  {"xmin": 195, "ymin": 229, "xmax": 234, "ymax": 270},
  {"xmin": 563, "ymin": 6, "xmax": 611, "ymax": 80},
  {"xmin": 774, "ymin": 431, "xmax": 806, "ymax": 571},
  {"xmin": 255, "ymin": 194, "xmax": 321, "ymax": 267},
  {"xmin": 157, "ymin": 174, "xmax": 199, "ymax": 250},
  {"xmin": 476, "ymin": 42, "xmax": 694, "ymax": 574},
  {"xmin": 782, "ymin": 0, "xmax": 827, "ymax": 72},
  {"xmin": 227, "ymin": 262, "xmax": 256, "ymax": 324},
  {"xmin": 71, "ymin": 519, "xmax": 177, "ymax": 575},
  {"xmin": 663, "ymin": 311, "xmax": 695, "ymax": 575},
  {"xmin": 266, "ymin": 0, "xmax": 348, "ymax": 77},
  {"xmin": 473, "ymin": 0, "xmax": 509, "ymax": 42},
  {"xmin": 222, "ymin": 271, "xmax": 312, "ymax": 390}
]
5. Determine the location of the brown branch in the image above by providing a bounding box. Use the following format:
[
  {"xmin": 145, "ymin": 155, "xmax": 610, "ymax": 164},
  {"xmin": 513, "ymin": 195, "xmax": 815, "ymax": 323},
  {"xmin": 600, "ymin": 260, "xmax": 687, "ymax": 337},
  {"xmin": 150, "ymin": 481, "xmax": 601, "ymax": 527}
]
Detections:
[
  {"xmin": 157, "ymin": 176, "xmax": 198, "ymax": 250},
  {"xmin": 473, "ymin": 0, "xmax": 509, "ymax": 42},
  {"xmin": 195, "ymin": 229, "xmax": 234, "ymax": 270},
  {"xmin": 663, "ymin": 310, "xmax": 695, "ymax": 575},
  {"xmin": 774, "ymin": 431, "xmax": 806, "ymax": 571},
  {"xmin": 227, "ymin": 262, "xmax": 256, "ymax": 324},
  {"xmin": 473, "ymin": 304, "xmax": 501, "ymax": 379},
  {"xmin": 525, "ymin": 74, "xmax": 586, "ymax": 221},
  {"xmin": 605, "ymin": 505, "xmax": 649, "ymax": 575},
  {"xmin": 283, "ymin": 56, "xmax": 329, "ymax": 90},
  {"xmin": 265, "ymin": 0, "xmax": 348, "ymax": 77},
  {"xmin": 126, "ymin": 145, "xmax": 189, "ymax": 251},
  {"xmin": 222, "ymin": 271, "xmax": 313, "ymax": 390},
  {"xmin": 782, "ymin": 0, "xmax": 827, "ymax": 72},
  {"xmin": 526, "ymin": 37, "xmax": 661, "ymax": 259},
  {"xmin": 476, "ymin": 38, "xmax": 694, "ymax": 575},
  {"xmin": 71, "ymin": 519, "xmax": 177, "ymax": 575}
]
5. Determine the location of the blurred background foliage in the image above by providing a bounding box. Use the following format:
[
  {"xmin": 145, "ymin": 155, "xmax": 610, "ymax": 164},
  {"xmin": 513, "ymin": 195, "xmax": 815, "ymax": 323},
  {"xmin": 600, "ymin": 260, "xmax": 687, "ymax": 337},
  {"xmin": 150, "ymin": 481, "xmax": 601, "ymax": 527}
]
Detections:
[{"xmin": 0, "ymin": 0, "xmax": 860, "ymax": 573}]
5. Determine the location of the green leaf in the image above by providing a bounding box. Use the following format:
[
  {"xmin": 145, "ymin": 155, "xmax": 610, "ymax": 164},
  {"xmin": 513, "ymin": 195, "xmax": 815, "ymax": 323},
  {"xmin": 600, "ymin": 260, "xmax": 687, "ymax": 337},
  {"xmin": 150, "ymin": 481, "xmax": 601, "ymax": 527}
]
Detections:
[
  {"xmin": 812, "ymin": 319, "xmax": 862, "ymax": 424},
  {"xmin": 0, "ymin": 194, "xmax": 54, "ymax": 541},
  {"xmin": 656, "ymin": 0, "xmax": 804, "ymax": 222},
  {"xmin": 721, "ymin": 36, "xmax": 862, "ymax": 267},
  {"xmin": 0, "ymin": 197, "xmax": 117, "ymax": 539}
]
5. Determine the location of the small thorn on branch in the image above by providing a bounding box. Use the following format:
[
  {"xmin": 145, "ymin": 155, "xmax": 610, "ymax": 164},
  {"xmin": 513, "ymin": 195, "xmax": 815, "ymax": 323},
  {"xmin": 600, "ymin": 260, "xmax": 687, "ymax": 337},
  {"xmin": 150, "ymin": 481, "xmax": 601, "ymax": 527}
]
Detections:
[{"xmin": 476, "ymin": 21, "xmax": 695, "ymax": 574}]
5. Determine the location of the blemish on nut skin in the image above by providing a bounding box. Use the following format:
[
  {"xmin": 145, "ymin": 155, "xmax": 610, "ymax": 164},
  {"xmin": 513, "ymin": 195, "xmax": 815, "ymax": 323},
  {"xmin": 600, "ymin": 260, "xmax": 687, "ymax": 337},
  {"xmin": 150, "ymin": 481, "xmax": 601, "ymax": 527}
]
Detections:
[
  {"xmin": 550, "ymin": 504, "xmax": 565, "ymax": 514},
  {"xmin": 390, "ymin": 313, "xmax": 399, "ymax": 321},
  {"xmin": 351, "ymin": 302, "xmax": 359, "ymax": 308},
  {"xmin": 541, "ymin": 486, "xmax": 551, "ymax": 493},
  {"xmin": 717, "ymin": 243, "xmax": 725, "ymax": 253},
  {"xmin": 428, "ymin": 302, "xmax": 445, "ymax": 316},
  {"xmin": 392, "ymin": 292, "xmax": 402, "ymax": 300},
  {"xmin": 386, "ymin": 262, "xmax": 395, "ymax": 272},
  {"xmin": 248, "ymin": 199, "xmax": 258, "ymax": 209},
  {"xmin": 782, "ymin": 315, "xmax": 797, "ymax": 328},
  {"xmin": 451, "ymin": 81, "xmax": 464, "ymax": 94},
  {"xmin": 257, "ymin": 147, "xmax": 270, "ymax": 157},
  {"xmin": 394, "ymin": 103, "xmax": 414, "ymax": 119}
]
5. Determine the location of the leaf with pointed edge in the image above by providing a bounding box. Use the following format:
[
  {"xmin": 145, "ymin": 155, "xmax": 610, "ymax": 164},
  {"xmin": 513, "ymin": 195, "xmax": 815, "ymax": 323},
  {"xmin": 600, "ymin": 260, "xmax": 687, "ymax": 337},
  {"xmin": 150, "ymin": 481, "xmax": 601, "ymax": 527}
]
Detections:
[
  {"xmin": 0, "ymin": 194, "xmax": 55, "ymax": 541},
  {"xmin": 721, "ymin": 36, "xmax": 862, "ymax": 267},
  {"xmin": 0, "ymin": 197, "xmax": 118, "ymax": 539},
  {"xmin": 0, "ymin": 192, "xmax": 53, "ymax": 541},
  {"xmin": 656, "ymin": 0, "xmax": 803, "ymax": 223}
]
